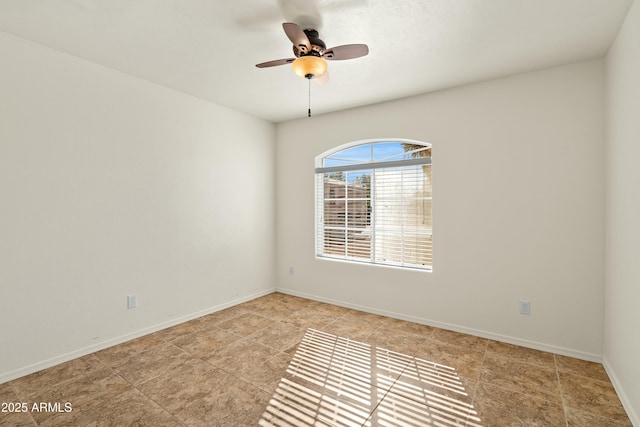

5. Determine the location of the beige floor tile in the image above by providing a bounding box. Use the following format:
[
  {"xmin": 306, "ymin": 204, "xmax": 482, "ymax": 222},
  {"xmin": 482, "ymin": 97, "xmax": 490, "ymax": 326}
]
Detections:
[
  {"xmin": 0, "ymin": 411, "xmax": 37, "ymax": 427},
  {"xmin": 221, "ymin": 404, "xmax": 275, "ymax": 427},
  {"xmin": 40, "ymin": 387, "xmax": 181, "ymax": 427},
  {"xmin": 217, "ymin": 312, "xmax": 276, "ymax": 336},
  {"xmin": 93, "ymin": 334, "xmax": 165, "ymax": 367},
  {"xmin": 239, "ymin": 352, "xmax": 292, "ymax": 394},
  {"xmin": 560, "ymin": 372, "xmax": 630, "ymax": 423},
  {"xmin": 284, "ymin": 329, "xmax": 340, "ymax": 379},
  {"xmin": 375, "ymin": 317, "xmax": 435, "ymax": 338},
  {"xmin": 0, "ymin": 381, "xmax": 15, "ymax": 395},
  {"xmin": 17, "ymin": 365, "xmax": 130, "ymax": 406},
  {"xmin": 241, "ymin": 294, "xmax": 305, "ymax": 321},
  {"xmin": 257, "ymin": 292, "xmax": 300, "ymax": 306},
  {"xmin": 430, "ymin": 329, "xmax": 488, "ymax": 353},
  {"xmin": 111, "ymin": 342, "xmax": 194, "ymax": 385},
  {"xmin": 170, "ymin": 325, "xmax": 242, "ymax": 359},
  {"xmin": 393, "ymin": 357, "xmax": 478, "ymax": 406},
  {"xmin": 0, "ymin": 385, "xmax": 38, "ymax": 427},
  {"xmin": 565, "ymin": 407, "xmax": 633, "ymax": 427},
  {"xmin": 281, "ymin": 310, "xmax": 337, "ymax": 329},
  {"xmin": 26, "ymin": 367, "xmax": 134, "ymax": 425},
  {"xmin": 318, "ymin": 317, "xmax": 379, "ymax": 342},
  {"xmin": 277, "ymin": 294, "xmax": 322, "ymax": 312},
  {"xmin": 479, "ymin": 354, "xmax": 562, "ymax": 403},
  {"xmin": 9, "ymin": 354, "xmax": 104, "ymax": 399},
  {"xmin": 366, "ymin": 327, "xmax": 428, "ymax": 356},
  {"xmin": 340, "ymin": 309, "xmax": 387, "ymax": 326},
  {"xmin": 204, "ymin": 336, "xmax": 281, "ymax": 373},
  {"xmin": 263, "ymin": 373, "xmax": 382, "ymax": 427},
  {"xmin": 248, "ymin": 321, "xmax": 307, "ymax": 352},
  {"xmin": 289, "ymin": 331, "xmax": 410, "ymax": 394},
  {"xmin": 138, "ymin": 360, "xmax": 225, "ymax": 414},
  {"xmin": 238, "ymin": 293, "xmax": 283, "ymax": 311},
  {"xmin": 556, "ymin": 354, "xmax": 610, "ymax": 381},
  {"xmin": 176, "ymin": 372, "xmax": 270, "ymax": 427},
  {"xmin": 414, "ymin": 339, "xmax": 485, "ymax": 380},
  {"xmin": 199, "ymin": 303, "xmax": 252, "ymax": 325},
  {"xmin": 152, "ymin": 318, "xmax": 208, "ymax": 342},
  {"xmin": 249, "ymin": 305, "xmax": 295, "ymax": 323},
  {"xmin": 302, "ymin": 300, "xmax": 352, "ymax": 317},
  {"xmin": 486, "ymin": 340, "xmax": 555, "ymax": 369},
  {"xmin": 283, "ymin": 340, "xmax": 302, "ymax": 356},
  {"xmin": 471, "ymin": 382, "xmax": 566, "ymax": 427},
  {"xmin": 367, "ymin": 387, "xmax": 474, "ymax": 427},
  {"xmin": 0, "ymin": 384, "xmax": 17, "ymax": 408}
]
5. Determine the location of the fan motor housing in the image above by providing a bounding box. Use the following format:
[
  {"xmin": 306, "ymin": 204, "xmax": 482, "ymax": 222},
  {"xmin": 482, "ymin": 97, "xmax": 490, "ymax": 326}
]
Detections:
[{"xmin": 293, "ymin": 28, "xmax": 326, "ymax": 58}]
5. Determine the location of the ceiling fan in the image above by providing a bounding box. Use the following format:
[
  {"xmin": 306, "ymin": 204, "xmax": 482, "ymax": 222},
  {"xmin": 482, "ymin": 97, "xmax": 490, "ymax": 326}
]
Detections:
[{"xmin": 256, "ymin": 22, "xmax": 369, "ymax": 83}]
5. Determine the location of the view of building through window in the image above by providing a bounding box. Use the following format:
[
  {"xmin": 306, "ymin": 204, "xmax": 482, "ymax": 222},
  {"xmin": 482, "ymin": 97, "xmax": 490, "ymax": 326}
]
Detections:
[{"xmin": 316, "ymin": 140, "xmax": 432, "ymax": 270}]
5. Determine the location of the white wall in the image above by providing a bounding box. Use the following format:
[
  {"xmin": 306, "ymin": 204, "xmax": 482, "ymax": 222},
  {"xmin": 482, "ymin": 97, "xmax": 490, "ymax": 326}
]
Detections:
[
  {"xmin": 0, "ymin": 32, "xmax": 275, "ymax": 381},
  {"xmin": 604, "ymin": 0, "xmax": 640, "ymax": 423},
  {"xmin": 276, "ymin": 59, "xmax": 605, "ymax": 359}
]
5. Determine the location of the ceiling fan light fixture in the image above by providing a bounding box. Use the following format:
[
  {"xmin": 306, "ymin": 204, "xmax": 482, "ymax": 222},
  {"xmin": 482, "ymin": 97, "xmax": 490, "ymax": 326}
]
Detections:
[{"xmin": 292, "ymin": 56, "xmax": 327, "ymax": 79}]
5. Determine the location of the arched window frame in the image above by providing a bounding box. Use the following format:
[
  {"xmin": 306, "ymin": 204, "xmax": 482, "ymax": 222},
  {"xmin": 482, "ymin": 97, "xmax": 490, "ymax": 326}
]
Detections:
[{"xmin": 315, "ymin": 138, "xmax": 432, "ymax": 271}]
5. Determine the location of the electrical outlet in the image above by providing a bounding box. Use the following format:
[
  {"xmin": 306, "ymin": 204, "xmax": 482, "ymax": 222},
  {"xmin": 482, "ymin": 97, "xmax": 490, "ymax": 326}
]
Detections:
[
  {"xmin": 127, "ymin": 295, "xmax": 137, "ymax": 310},
  {"xmin": 519, "ymin": 300, "xmax": 531, "ymax": 315},
  {"xmin": 289, "ymin": 266, "xmax": 295, "ymax": 276}
]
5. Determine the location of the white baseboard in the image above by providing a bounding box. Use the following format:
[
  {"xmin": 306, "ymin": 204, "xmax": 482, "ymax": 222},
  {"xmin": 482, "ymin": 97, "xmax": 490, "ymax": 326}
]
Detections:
[
  {"xmin": 0, "ymin": 287, "xmax": 276, "ymax": 384},
  {"xmin": 276, "ymin": 287, "xmax": 603, "ymax": 363},
  {"xmin": 2, "ymin": 286, "xmax": 609, "ymax": 386},
  {"xmin": 603, "ymin": 356, "xmax": 640, "ymax": 427}
]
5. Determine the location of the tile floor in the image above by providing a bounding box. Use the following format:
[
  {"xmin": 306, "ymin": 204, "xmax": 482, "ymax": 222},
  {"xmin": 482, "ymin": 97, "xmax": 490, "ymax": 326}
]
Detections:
[{"xmin": 0, "ymin": 292, "xmax": 632, "ymax": 426}]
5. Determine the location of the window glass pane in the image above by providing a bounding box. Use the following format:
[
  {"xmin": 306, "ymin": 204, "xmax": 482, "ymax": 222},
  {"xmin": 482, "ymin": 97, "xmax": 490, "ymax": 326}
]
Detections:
[
  {"xmin": 405, "ymin": 199, "xmax": 432, "ymax": 228},
  {"xmin": 347, "ymin": 230, "xmax": 370, "ymax": 259},
  {"xmin": 372, "ymin": 141, "xmax": 410, "ymax": 161},
  {"xmin": 374, "ymin": 231, "xmax": 403, "ymax": 264},
  {"xmin": 323, "ymin": 173, "xmax": 345, "ymax": 227},
  {"xmin": 324, "ymin": 144, "xmax": 371, "ymax": 167},
  {"xmin": 345, "ymin": 170, "xmax": 371, "ymax": 197},
  {"xmin": 324, "ymin": 229, "xmax": 345, "ymax": 256},
  {"xmin": 421, "ymin": 164, "xmax": 432, "ymax": 197},
  {"xmin": 324, "ymin": 200, "xmax": 344, "ymax": 227},
  {"xmin": 399, "ymin": 143, "xmax": 432, "ymax": 161},
  {"xmin": 324, "ymin": 173, "xmax": 345, "ymax": 198},
  {"xmin": 323, "ymin": 141, "xmax": 432, "ymax": 166},
  {"xmin": 347, "ymin": 200, "xmax": 370, "ymax": 228},
  {"xmin": 399, "ymin": 233, "xmax": 433, "ymax": 267}
]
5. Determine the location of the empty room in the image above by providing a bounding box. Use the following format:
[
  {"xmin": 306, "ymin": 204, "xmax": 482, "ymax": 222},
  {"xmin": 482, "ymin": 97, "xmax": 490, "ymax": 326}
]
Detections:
[{"xmin": 1, "ymin": 0, "xmax": 638, "ymax": 426}]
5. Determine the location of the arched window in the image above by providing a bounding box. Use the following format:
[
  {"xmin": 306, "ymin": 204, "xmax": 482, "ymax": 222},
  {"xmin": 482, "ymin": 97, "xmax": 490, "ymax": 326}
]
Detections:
[{"xmin": 315, "ymin": 139, "xmax": 432, "ymax": 270}]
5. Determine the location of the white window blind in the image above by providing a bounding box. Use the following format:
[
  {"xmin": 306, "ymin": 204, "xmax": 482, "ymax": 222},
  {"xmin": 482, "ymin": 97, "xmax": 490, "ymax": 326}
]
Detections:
[{"xmin": 315, "ymin": 141, "xmax": 432, "ymax": 270}]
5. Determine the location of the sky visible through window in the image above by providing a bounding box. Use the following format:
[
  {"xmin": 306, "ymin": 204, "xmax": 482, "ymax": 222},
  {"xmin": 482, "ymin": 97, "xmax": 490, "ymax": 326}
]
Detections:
[
  {"xmin": 323, "ymin": 141, "xmax": 429, "ymax": 184},
  {"xmin": 323, "ymin": 141, "xmax": 421, "ymax": 167}
]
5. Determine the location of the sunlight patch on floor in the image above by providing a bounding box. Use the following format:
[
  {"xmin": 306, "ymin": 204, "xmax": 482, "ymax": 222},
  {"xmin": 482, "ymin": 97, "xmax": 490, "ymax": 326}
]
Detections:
[{"xmin": 260, "ymin": 328, "xmax": 482, "ymax": 427}]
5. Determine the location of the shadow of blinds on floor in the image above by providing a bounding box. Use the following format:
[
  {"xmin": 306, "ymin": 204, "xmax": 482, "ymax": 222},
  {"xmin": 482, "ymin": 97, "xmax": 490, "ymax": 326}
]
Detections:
[{"xmin": 260, "ymin": 328, "xmax": 482, "ymax": 427}]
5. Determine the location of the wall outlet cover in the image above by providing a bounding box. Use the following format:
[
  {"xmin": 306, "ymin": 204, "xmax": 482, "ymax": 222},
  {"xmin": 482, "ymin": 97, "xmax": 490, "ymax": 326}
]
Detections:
[
  {"xmin": 127, "ymin": 295, "xmax": 137, "ymax": 310},
  {"xmin": 519, "ymin": 300, "xmax": 531, "ymax": 315}
]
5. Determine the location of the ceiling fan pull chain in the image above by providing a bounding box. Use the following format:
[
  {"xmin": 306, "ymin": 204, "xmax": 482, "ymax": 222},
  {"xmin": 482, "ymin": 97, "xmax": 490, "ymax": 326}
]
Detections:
[{"xmin": 308, "ymin": 77, "xmax": 312, "ymax": 117}]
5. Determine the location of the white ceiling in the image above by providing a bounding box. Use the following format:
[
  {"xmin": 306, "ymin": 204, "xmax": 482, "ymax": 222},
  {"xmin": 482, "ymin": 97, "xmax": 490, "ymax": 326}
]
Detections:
[{"xmin": 0, "ymin": 0, "xmax": 633, "ymax": 122}]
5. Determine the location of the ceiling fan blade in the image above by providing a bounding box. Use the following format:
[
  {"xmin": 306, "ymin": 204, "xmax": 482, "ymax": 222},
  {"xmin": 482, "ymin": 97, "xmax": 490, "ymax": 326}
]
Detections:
[
  {"xmin": 256, "ymin": 58, "xmax": 296, "ymax": 68},
  {"xmin": 283, "ymin": 22, "xmax": 311, "ymax": 53},
  {"xmin": 323, "ymin": 44, "xmax": 369, "ymax": 60},
  {"xmin": 313, "ymin": 71, "xmax": 329, "ymax": 85}
]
